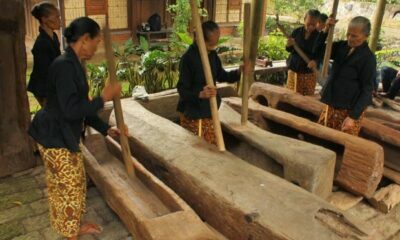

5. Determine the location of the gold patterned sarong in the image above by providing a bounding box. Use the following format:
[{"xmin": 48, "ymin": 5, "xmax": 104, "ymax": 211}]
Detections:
[
  {"xmin": 286, "ymin": 70, "xmax": 317, "ymax": 96},
  {"xmin": 180, "ymin": 114, "xmax": 216, "ymax": 145},
  {"xmin": 38, "ymin": 144, "xmax": 86, "ymax": 237},
  {"xmin": 317, "ymin": 105, "xmax": 364, "ymax": 136}
]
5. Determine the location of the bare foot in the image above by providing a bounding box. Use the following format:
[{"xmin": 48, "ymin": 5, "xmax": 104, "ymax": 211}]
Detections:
[{"xmin": 78, "ymin": 223, "xmax": 103, "ymax": 235}]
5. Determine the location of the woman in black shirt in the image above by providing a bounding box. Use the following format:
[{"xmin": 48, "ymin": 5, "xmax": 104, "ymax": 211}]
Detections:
[
  {"xmin": 28, "ymin": 2, "xmax": 61, "ymax": 107},
  {"xmin": 29, "ymin": 17, "xmax": 121, "ymax": 239},
  {"xmin": 286, "ymin": 9, "xmax": 326, "ymax": 95},
  {"xmin": 318, "ymin": 16, "xmax": 376, "ymax": 136},
  {"xmin": 177, "ymin": 21, "xmax": 241, "ymax": 144}
]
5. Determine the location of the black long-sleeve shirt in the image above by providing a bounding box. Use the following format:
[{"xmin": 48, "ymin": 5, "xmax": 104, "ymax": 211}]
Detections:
[
  {"xmin": 28, "ymin": 27, "xmax": 61, "ymax": 98},
  {"xmin": 177, "ymin": 44, "xmax": 240, "ymax": 119},
  {"xmin": 286, "ymin": 27, "xmax": 327, "ymax": 74},
  {"xmin": 29, "ymin": 47, "xmax": 109, "ymax": 152},
  {"xmin": 387, "ymin": 77, "xmax": 400, "ymax": 99},
  {"xmin": 321, "ymin": 41, "xmax": 376, "ymax": 119}
]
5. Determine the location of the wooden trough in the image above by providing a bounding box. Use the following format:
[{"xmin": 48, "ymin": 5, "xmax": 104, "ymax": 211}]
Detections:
[
  {"xmin": 101, "ymin": 94, "xmax": 380, "ymax": 240},
  {"xmin": 249, "ymin": 83, "xmax": 399, "ymax": 172},
  {"xmin": 238, "ymin": 83, "xmax": 386, "ymax": 197},
  {"xmin": 82, "ymin": 134, "xmax": 222, "ymax": 239},
  {"xmin": 127, "ymin": 89, "xmax": 336, "ymax": 199}
]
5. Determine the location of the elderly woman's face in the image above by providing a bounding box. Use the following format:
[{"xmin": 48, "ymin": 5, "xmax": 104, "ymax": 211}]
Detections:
[
  {"xmin": 346, "ymin": 25, "xmax": 368, "ymax": 48},
  {"xmin": 304, "ymin": 15, "xmax": 318, "ymax": 33},
  {"xmin": 205, "ymin": 29, "xmax": 220, "ymax": 51}
]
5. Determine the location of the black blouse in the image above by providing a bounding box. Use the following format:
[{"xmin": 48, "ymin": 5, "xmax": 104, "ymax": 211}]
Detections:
[
  {"xmin": 29, "ymin": 47, "xmax": 110, "ymax": 152},
  {"xmin": 28, "ymin": 27, "xmax": 61, "ymax": 98},
  {"xmin": 321, "ymin": 41, "xmax": 376, "ymax": 119},
  {"xmin": 177, "ymin": 44, "xmax": 240, "ymax": 119},
  {"xmin": 286, "ymin": 27, "xmax": 327, "ymax": 74}
]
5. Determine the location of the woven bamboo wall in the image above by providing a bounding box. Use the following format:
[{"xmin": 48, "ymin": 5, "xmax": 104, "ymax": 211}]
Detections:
[
  {"xmin": 108, "ymin": 0, "xmax": 128, "ymax": 29},
  {"xmin": 215, "ymin": 0, "xmax": 228, "ymax": 23},
  {"xmin": 215, "ymin": 0, "xmax": 243, "ymax": 24},
  {"xmin": 64, "ymin": 0, "xmax": 85, "ymax": 26},
  {"xmin": 64, "ymin": 0, "xmax": 127, "ymax": 29}
]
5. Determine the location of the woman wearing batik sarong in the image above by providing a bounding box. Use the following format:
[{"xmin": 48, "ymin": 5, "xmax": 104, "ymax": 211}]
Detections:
[
  {"xmin": 177, "ymin": 21, "xmax": 242, "ymax": 145},
  {"xmin": 285, "ymin": 9, "xmax": 327, "ymax": 96},
  {"xmin": 318, "ymin": 16, "xmax": 376, "ymax": 136},
  {"xmin": 29, "ymin": 17, "xmax": 122, "ymax": 239}
]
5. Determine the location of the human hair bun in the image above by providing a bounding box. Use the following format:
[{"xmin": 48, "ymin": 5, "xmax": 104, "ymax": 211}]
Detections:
[
  {"xmin": 30, "ymin": 5, "xmax": 41, "ymax": 20},
  {"xmin": 63, "ymin": 26, "xmax": 73, "ymax": 39}
]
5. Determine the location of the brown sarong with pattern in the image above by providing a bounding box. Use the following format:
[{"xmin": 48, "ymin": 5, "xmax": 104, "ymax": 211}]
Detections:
[
  {"xmin": 38, "ymin": 144, "xmax": 86, "ymax": 237},
  {"xmin": 286, "ymin": 70, "xmax": 317, "ymax": 96},
  {"xmin": 318, "ymin": 105, "xmax": 364, "ymax": 136},
  {"xmin": 180, "ymin": 113, "xmax": 216, "ymax": 145}
]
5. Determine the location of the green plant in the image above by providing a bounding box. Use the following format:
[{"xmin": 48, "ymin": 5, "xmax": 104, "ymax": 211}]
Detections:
[
  {"xmin": 87, "ymin": 62, "xmax": 107, "ymax": 97},
  {"xmin": 258, "ymin": 31, "xmax": 289, "ymax": 60},
  {"xmin": 139, "ymin": 49, "xmax": 180, "ymax": 93},
  {"xmin": 375, "ymin": 48, "xmax": 400, "ymax": 68},
  {"xmin": 167, "ymin": 0, "xmax": 207, "ymax": 57}
]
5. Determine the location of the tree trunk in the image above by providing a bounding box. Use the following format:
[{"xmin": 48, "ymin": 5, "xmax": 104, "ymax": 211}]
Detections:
[{"xmin": 0, "ymin": 0, "xmax": 36, "ymax": 177}]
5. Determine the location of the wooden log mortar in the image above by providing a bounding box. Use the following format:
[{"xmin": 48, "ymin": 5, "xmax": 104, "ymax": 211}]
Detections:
[
  {"xmin": 122, "ymin": 90, "xmax": 336, "ymax": 199},
  {"xmin": 82, "ymin": 134, "xmax": 221, "ymax": 239},
  {"xmin": 107, "ymin": 99, "xmax": 379, "ymax": 240},
  {"xmin": 250, "ymin": 82, "xmax": 397, "ymax": 174},
  {"xmin": 224, "ymin": 95, "xmax": 384, "ymax": 198}
]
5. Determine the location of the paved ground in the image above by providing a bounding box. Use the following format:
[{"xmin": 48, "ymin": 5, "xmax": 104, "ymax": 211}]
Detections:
[
  {"xmin": 2, "ymin": 164, "xmax": 400, "ymax": 239},
  {"xmin": 0, "ymin": 166, "xmax": 132, "ymax": 240}
]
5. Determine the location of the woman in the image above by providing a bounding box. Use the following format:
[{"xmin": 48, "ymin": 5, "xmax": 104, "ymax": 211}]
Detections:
[
  {"xmin": 28, "ymin": 2, "xmax": 61, "ymax": 107},
  {"xmin": 318, "ymin": 16, "xmax": 376, "ymax": 136},
  {"xmin": 177, "ymin": 21, "xmax": 241, "ymax": 145},
  {"xmin": 29, "ymin": 17, "xmax": 122, "ymax": 239},
  {"xmin": 285, "ymin": 9, "xmax": 327, "ymax": 96}
]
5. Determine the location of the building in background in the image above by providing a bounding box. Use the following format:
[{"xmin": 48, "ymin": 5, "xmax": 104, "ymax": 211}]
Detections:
[{"xmin": 25, "ymin": 0, "xmax": 266, "ymax": 43}]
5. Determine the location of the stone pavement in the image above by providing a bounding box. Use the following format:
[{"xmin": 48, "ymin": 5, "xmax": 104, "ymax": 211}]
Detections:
[
  {"xmin": 0, "ymin": 166, "xmax": 132, "ymax": 240},
  {"xmin": 2, "ymin": 165, "xmax": 400, "ymax": 240}
]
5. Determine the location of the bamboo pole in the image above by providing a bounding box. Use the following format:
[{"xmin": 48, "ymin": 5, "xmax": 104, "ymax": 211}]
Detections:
[
  {"xmin": 240, "ymin": 1, "xmax": 252, "ymax": 125},
  {"xmin": 241, "ymin": 0, "xmax": 266, "ymax": 125},
  {"xmin": 321, "ymin": 0, "xmax": 339, "ymax": 78},
  {"xmin": 369, "ymin": 0, "xmax": 386, "ymax": 53},
  {"xmin": 103, "ymin": 20, "xmax": 135, "ymax": 175},
  {"xmin": 276, "ymin": 18, "xmax": 320, "ymax": 76},
  {"xmin": 189, "ymin": 0, "xmax": 225, "ymax": 151}
]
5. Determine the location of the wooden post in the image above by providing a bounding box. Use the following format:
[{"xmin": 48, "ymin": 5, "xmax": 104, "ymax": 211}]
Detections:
[
  {"xmin": 321, "ymin": 0, "xmax": 339, "ymax": 78},
  {"xmin": 189, "ymin": 0, "xmax": 225, "ymax": 151},
  {"xmin": 0, "ymin": 0, "xmax": 36, "ymax": 177},
  {"xmin": 369, "ymin": 0, "xmax": 386, "ymax": 53},
  {"xmin": 240, "ymin": 1, "xmax": 251, "ymax": 125},
  {"xmin": 103, "ymin": 20, "xmax": 135, "ymax": 175}
]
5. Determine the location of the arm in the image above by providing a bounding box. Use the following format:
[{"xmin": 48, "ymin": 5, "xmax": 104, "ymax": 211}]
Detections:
[
  {"xmin": 216, "ymin": 56, "xmax": 240, "ymax": 83},
  {"xmin": 314, "ymin": 32, "xmax": 328, "ymax": 65},
  {"xmin": 55, "ymin": 63, "xmax": 104, "ymax": 121},
  {"xmin": 349, "ymin": 55, "xmax": 376, "ymax": 119},
  {"xmin": 85, "ymin": 115, "xmax": 110, "ymax": 136},
  {"xmin": 285, "ymin": 29, "xmax": 296, "ymax": 53},
  {"xmin": 177, "ymin": 54, "xmax": 201, "ymax": 102}
]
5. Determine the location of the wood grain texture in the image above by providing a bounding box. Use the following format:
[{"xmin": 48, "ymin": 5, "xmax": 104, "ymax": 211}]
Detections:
[
  {"xmin": 106, "ymin": 99, "xmax": 376, "ymax": 240},
  {"xmin": 226, "ymin": 92, "xmax": 384, "ymax": 198},
  {"xmin": 82, "ymin": 134, "xmax": 220, "ymax": 240}
]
